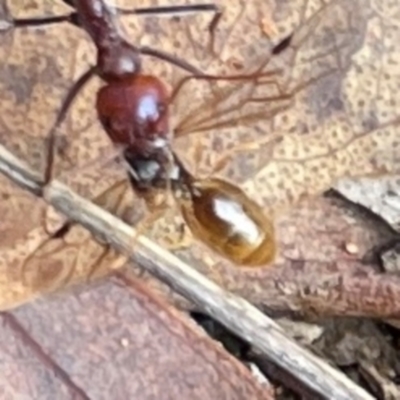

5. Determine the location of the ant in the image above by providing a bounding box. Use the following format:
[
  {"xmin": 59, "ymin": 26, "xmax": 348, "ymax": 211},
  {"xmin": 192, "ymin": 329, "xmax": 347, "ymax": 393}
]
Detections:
[
  {"xmin": 6, "ymin": 0, "xmax": 278, "ymax": 271},
  {"xmin": 6, "ymin": 0, "xmax": 344, "ymax": 274}
]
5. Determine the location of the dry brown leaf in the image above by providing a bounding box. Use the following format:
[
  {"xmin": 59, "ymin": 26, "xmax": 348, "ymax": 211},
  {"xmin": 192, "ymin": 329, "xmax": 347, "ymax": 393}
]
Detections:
[
  {"xmin": 0, "ymin": 0, "xmax": 400, "ymax": 317},
  {"xmin": 0, "ymin": 275, "xmax": 272, "ymax": 399}
]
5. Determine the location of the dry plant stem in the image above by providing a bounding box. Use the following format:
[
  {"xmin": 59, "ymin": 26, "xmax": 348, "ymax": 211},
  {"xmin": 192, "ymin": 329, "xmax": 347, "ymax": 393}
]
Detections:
[
  {"xmin": 0, "ymin": 145, "xmax": 43, "ymax": 196},
  {"xmin": 0, "ymin": 144, "xmax": 373, "ymax": 400}
]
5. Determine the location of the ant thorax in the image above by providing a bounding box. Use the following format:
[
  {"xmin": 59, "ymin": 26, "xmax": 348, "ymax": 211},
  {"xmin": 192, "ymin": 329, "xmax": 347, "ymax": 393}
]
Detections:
[{"xmin": 123, "ymin": 149, "xmax": 182, "ymax": 192}]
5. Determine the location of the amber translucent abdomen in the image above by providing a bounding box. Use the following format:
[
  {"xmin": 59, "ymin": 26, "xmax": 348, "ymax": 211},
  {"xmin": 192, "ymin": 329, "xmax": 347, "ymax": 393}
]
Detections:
[{"xmin": 180, "ymin": 178, "xmax": 276, "ymax": 266}]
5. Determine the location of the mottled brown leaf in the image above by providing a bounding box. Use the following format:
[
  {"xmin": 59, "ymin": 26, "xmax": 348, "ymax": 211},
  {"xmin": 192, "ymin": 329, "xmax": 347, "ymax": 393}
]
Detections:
[
  {"xmin": 1, "ymin": 276, "xmax": 272, "ymax": 400},
  {"xmin": 0, "ymin": 0, "xmax": 400, "ymax": 318}
]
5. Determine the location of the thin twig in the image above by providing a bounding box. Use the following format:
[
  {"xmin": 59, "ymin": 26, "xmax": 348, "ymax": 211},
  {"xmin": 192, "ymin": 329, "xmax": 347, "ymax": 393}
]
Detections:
[{"xmin": 0, "ymin": 144, "xmax": 373, "ymax": 400}]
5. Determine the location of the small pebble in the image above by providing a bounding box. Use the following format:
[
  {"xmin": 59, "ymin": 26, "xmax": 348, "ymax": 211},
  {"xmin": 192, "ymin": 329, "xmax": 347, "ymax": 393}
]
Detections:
[{"xmin": 345, "ymin": 242, "xmax": 359, "ymax": 255}]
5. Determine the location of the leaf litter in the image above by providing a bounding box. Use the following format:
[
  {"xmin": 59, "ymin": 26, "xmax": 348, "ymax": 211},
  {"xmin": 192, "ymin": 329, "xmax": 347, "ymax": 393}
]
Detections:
[{"xmin": 1, "ymin": 0, "xmax": 400, "ymax": 398}]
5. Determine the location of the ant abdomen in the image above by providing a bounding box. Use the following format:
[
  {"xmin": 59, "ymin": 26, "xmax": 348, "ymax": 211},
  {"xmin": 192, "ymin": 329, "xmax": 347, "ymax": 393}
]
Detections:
[
  {"xmin": 96, "ymin": 75, "xmax": 170, "ymax": 154},
  {"xmin": 180, "ymin": 178, "xmax": 276, "ymax": 266}
]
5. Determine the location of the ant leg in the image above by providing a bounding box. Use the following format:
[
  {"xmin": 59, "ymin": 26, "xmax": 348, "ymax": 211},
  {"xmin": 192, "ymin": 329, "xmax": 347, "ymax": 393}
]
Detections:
[
  {"xmin": 6, "ymin": 0, "xmax": 78, "ymax": 28},
  {"xmin": 206, "ymin": 6, "xmax": 223, "ymax": 56},
  {"xmin": 9, "ymin": 12, "xmax": 80, "ymax": 29},
  {"xmin": 4, "ymin": 10, "xmax": 95, "ymax": 185},
  {"xmin": 135, "ymin": 3, "xmax": 222, "ymax": 57},
  {"xmin": 165, "ymin": 222, "xmax": 194, "ymax": 252},
  {"xmin": 39, "ymin": 149, "xmax": 121, "ymax": 238},
  {"xmin": 130, "ymin": 3, "xmax": 223, "ymax": 57},
  {"xmin": 128, "ymin": 189, "xmax": 194, "ymax": 253},
  {"xmin": 132, "ymin": 3, "xmax": 219, "ymax": 75},
  {"xmin": 20, "ymin": 222, "xmax": 72, "ymax": 289},
  {"xmin": 139, "ymin": 46, "xmax": 205, "ymax": 76},
  {"xmin": 118, "ymin": 3, "xmax": 219, "ymax": 18},
  {"xmin": 29, "ymin": 178, "xmax": 130, "ymax": 287},
  {"xmin": 44, "ymin": 65, "xmax": 96, "ymax": 184},
  {"xmin": 37, "ymin": 65, "xmax": 94, "ymax": 244},
  {"xmin": 7, "ymin": 5, "xmax": 209, "ymax": 76},
  {"xmin": 126, "ymin": 205, "xmax": 168, "ymax": 257},
  {"xmin": 145, "ymin": 189, "xmax": 195, "ymax": 252},
  {"xmin": 86, "ymin": 243, "xmax": 142, "ymax": 284}
]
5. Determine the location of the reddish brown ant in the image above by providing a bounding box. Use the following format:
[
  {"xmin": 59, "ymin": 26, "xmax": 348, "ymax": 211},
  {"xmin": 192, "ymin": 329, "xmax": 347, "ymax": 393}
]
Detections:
[
  {"xmin": 5, "ymin": 0, "xmax": 342, "ymax": 279},
  {"xmin": 5, "ymin": 0, "xmax": 278, "ymax": 278}
]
